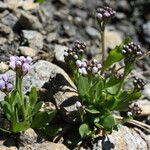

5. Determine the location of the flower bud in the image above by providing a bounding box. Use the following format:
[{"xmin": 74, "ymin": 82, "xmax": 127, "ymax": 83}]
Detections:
[{"xmin": 76, "ymin": 60, "xmax": 82, "ymax": 68}]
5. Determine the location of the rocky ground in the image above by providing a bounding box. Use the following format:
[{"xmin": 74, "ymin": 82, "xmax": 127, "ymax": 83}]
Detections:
[{"xmin": 0, "ymin": 0, "xmax": 150, "ymax": 149}]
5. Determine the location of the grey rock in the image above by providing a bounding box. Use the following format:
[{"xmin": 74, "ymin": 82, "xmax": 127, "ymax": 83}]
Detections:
[
  {"xmin": 0, "ymin": 1, "xmax": 7, "ymax": 10},
  {"xmin": 86, "ymin": 26, "xmax": 99, "ymax": 38},
  {"xmin": 93, "ymin": 125, "xmax": 150, "ymax": 150},
  {"xmin": 17, "ymin": 11, "xmax": 43, "ymax": 30},
  {"xmin": 19, "ymin": 128, "xmax": 38, "ymax": 145},
  {"xmin": 1, "ymin": 13, "xmax": 18, "ymax": 28},
  {"xmin": 54, "ymin": 45, "xmax": 68, "ymax": 62},
  {"xmin": 18, "ymin": 46, "xmax": 36, "ymax": 57},
  {"xmin": 22, "ymin": 30, "xmax": 43, "ymax": 51},
  {"xmin": 0, "ymin": 23, "xmax": 12, "ymax": 36},
  {"xmin": 47, "ymin": 32, "xmax": 58, "ymax": 43},
  {"xmin": 61, "ymin": 23, "xmax": 76, "ymax": 37},
  {"xmin": 19, "ymin": 141, "xmax": 69, "ymax": 150},
  {"xmin": 142, "ymin": 21, "xmax": 150, "ymax": 43},
  {"xmin": 143, "ymin": 83, "xmax": 150, "ymax": 100}
]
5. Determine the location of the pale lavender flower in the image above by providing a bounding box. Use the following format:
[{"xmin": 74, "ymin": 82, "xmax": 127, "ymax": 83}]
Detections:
[
  {"xmin": 2, "ymin": 74, "xmax": 8, "ymax": 82},
  {"xmin": 22, "ymin": 63, "xmax": 30, "ymax": 74},
  {"xmin": 6, "ymin": 83, "xmax": 13, "ymax": 92},
  {"xmin": 0, "ymin": 74, "xmax": 13, "ymax": 92},
  {"xmin": 76, "ymin": 60, "xmax": 82, "ymax": 68},
  {"xmin": 25, "ymin": 56, "xmax": 32, "ymax": 64},
  {"xmin": 9, "ymin": 56, "xmax": 32, "ymax": 75},
  {"xmin": 92, "ymin": 67, "xmax": 98, "ymax": 74},
  {"xmin": 0, "ymin": 81, "xmax": 5, "ymax": 90}
]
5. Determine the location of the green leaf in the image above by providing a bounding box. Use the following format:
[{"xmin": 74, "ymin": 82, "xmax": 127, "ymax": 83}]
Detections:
[
  {"xmin": 79, "ymin": 123, "xmax": 90, "ymax": 138},
  {"xmin": 115, "ymin": 90, "xmax": 142, "ymax": 110},
  {"xmin": 95, "ymin": 123, "xmax": 104, "ymax": 129},
  {"xmin": 31, "ymin": 101, "xmax": 42, "ymax": 116},
  {"xmin": 77, "ymin": 76, "xmax": 89, "ymax": 97},
  {"xmin": 29, "ymin": 87, "xmax": 38, "ymax": 107},
  {"xmin": 106, "ymin": 83, "xmax": 120, "ymax": 95},
  {"xmin": 102, "ymin": 115, "xmax": 116, "ymax": 130},
  {"xmin": 85, "ymin": 108, "xmax": 100, "ymax": 114},
  {"xmin": 89, "ymin": 76, "xmax": 104, "ymax": 102},
  {"xmin": 35, "ymin": 0, "xmax": 45, "ymax": 4},
  {"xmin": 43, "ymin": 126, "xmax": 62, "ymax": 137},
  {"xmin": 11, "ymin": 121, "xmax": 30, "ymax": 133},
  {"xmin": 105, "ymin": 75, "xmax": 122, "ymax": 88},
  {"xmin": 102, "ymin": 38, "xmax": 129, "ymax": 71},
  {"xmin": 0, "ymin": 100, "xmax": 11, "ymax": 120},
  {"xmin": 31, "ymin": 110, "xmax": 56, "ymax": 129}
]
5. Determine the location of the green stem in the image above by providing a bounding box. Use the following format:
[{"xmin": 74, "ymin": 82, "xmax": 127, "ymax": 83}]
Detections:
[
  {"xmin": 100, "ymin": 22, "xmax": 105, "ymax": 64},
  {"xmin": 16, "ymin": 72, "xmax": 25, "ymax": 120}
]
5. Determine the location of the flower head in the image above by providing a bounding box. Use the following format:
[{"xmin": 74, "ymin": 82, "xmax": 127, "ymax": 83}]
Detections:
[
  {"xmin": 0, "ymin": 74, "xmax": 13, "ymax": 92},
  {"xmin": 9, "ymin": 56, "xmax": 32, "ymax": 75},
  {"xmin": 133, "ymin": 77, "xmax": 146, "ymax": 90},
  {"xmin": 96, "ymin": 7, "xmax": 116, "ymax": 22},
  {"xmin": 122, "ymin": 42, "xmax": 143, "ymax": 63}
]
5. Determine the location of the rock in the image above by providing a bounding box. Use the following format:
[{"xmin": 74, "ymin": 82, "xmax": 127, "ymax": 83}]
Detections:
[
  {"xmin": 19, "ymin": 141, "xmax": 69, "ymax": 150},
  {"xmin": 22, "ymin": 1, "xmax": 39, "ymax": 10},
  {"xmin": 86, "ymin": 26, "xmax": 99, "ymax": 38},
  {"xmin": 1, "ymin": 13, "xmax": 18, "ymax": 28},
  {"xmin": 0, "ymin": 23, "xmax": 12, "ymax": 36},
  {"xmin": 19, "ymin": 128, "xmax": 38, "ymax": 145},
  {"xmin": 143, "ymin": 83, "xmax": 150, "ymax": 99},
  {"xmin": 61, "ymin": 23, "xmax": 76, "ymax": 37},
  {"xmin": 0, "ymin": 60, "xmax": 78, "ymax": 123},
  {"xmin": 142, "ymin": 21, "xmax": 150, "ymax": 43},
  {"xmin": 0, "ymin": 37, "xmax": 7, "ymax": 45},
  {"xmin": 17, "ymin": 11, "xmax": 43, "ymax": 30},
  {"xmin": 4, "ymin": 0, "xmax": 20, "ymax": 10},
  {"xmin": 105, "ymin": 30, "xmax": 122, "ymax": 50},
  {"xmin": 0, "ymin": 138, "xmax": 17, "ymax": 150},
  {"xmin": 0, "ymin": 62, "xmax": 9, "ymax": 73},
  {"xmin": 136, "ymin": 100, "xmax": 150, "ymax": 116},
  {"xmin": 54, "ymin": 45, "xmax": 68, "ymax": 62},
  {"xmin": 47, "ymin": 32, "xmax": 58, "ymax": 43},
  {"xmin": 19, "ymin": 46, "xmax": 36, "ymax": 57},
  {"xmin": 0, "ymin": 1, "xmax": 7, "ymax": 11},
  {"xmin": 22, "ymin": 30, "xmax": 43, "ymax": 51},
  {"xmin": 93, "ymin": 125, "xmax": 150, "ymax": 150}
]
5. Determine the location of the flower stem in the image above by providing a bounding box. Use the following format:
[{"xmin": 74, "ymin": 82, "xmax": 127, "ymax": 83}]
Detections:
[{"xmin": 100, "ymin": 22, "xmax": 105, "ymax": 64}]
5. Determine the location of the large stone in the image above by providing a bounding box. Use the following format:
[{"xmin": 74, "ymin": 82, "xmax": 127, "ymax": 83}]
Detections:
[
  {"xmin": 0, "ymin": 62, "xmax": 9, "ymax": 73},
  {"xmin": 1, "ymin": 13, "xmax": 18, "ymax": 28},
  {"xmin": 93, "ymin": 125, "xmax": 150, "ymax": 150},
  {"xmin": 0, "ymin": 1, "xmax": 7, "ymax": 11},
  {"xmin": 17, "ymin": 11, "xmax": 42, "ymax": 30},
  {"xmin": 142, "ymin": 21, "xmax": 150, "ymax": 43},
  {"xmin": 105, "ymin": 30, "xmax": 122, "ymax": 50},
  {"xmin": 143, "ymin": 83, "xmax": 150, "ymax": 100},
  {"xmin": 54, "ymin": 45, "xmax": 68, "ymax": 63},
  {"xmin": 86, "ymin": 26, "xmax": 99, "ymax": 38},
  {"xmin": 19, "ymin": 128, "xmax": 38, "ymax": 145},
  {"xmin": 22, "ymin": 30, "xmax": 43, "ymax": 51},
  {"xmin": 19, "ymin": 141, "xmax": 69, "ymax": 150},
  {"xmin": 19, "ymin": 46, "xmax": 36, "ymax": 57}
]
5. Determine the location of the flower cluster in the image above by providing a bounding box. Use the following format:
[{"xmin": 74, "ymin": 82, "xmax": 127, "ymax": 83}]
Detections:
[
  {"xmin": 0, "ymin": 74, "xmax": 13, "ymax": 92},
  {"xmin": 75, "ymin": 59, "xmax": 102, "ymax": 76},
  {"xmin": 96, "ymin": 7, "xmax": 116, "ymax": 22},
  {"xmin": 122, "ymin": 42, "xmax": 143, "ymax": 62},
  {"xmin": 129, "ymin": 103, "xmax": 142, "ymax": 116},
  {"xmin": 64, "ymin": 40, "xmax": 86, "ymax": 61},
  {"xmin": 133, "ymin": 77, "xmax": 146, "ymax": 90},
  {"xmin": 9, "ymin": 56, "xmax": 32, "ymax": 75}
]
